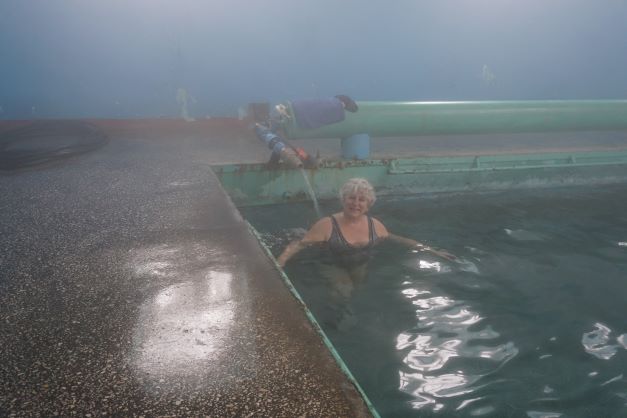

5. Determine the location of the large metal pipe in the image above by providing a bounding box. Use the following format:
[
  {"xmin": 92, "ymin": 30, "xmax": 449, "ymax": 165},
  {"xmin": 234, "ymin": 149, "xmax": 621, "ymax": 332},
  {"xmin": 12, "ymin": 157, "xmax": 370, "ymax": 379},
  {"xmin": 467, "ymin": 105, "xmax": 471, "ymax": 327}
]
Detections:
[{"xmin": 283, "ymin": 100, "xmax": 627, "ymax": 139}]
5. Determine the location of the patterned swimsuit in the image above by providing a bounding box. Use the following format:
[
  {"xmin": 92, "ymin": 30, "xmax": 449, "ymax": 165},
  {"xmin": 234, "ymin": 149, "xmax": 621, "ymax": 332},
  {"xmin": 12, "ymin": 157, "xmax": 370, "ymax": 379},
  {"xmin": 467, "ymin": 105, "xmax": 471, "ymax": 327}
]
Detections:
[{"xmin": 327, "ymin": 215, "xmax": 379, "ymax": 268}]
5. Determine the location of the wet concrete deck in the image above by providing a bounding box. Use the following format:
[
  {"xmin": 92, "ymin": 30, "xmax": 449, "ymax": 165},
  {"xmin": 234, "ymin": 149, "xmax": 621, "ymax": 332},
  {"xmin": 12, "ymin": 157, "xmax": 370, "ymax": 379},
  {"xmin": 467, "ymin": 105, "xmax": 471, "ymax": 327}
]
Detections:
[
  {"xmin": 0, "ymin": 120, "xmax": 373, "ymax": 417},
  {"xmin": 1, "ymin": 118, "xmax": 627, "ymax": 417}
]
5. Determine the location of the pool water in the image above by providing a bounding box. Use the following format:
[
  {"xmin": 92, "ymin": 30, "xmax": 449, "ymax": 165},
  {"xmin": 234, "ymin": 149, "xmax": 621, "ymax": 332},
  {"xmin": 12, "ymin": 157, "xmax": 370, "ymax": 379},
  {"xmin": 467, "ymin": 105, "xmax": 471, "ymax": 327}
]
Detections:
[{"xmin": 242, "ymin": 184, "xmax": 627, "ymax": 417}]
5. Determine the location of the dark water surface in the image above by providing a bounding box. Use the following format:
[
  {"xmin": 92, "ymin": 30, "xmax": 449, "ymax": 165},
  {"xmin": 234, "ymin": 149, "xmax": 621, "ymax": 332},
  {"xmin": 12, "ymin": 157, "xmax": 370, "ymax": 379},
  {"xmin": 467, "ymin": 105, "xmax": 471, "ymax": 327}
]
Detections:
[{"xmin": 243, "ymin": 185, "xmax": 627, "ymax": 417}]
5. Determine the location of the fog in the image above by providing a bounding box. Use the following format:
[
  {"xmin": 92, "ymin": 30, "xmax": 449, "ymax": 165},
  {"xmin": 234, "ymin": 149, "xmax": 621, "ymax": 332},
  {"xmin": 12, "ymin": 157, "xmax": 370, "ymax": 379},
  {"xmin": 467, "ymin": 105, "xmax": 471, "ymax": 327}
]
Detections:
[{"xmin": 1, "ymin": 0, "xmax": 626, "ymax": 119}]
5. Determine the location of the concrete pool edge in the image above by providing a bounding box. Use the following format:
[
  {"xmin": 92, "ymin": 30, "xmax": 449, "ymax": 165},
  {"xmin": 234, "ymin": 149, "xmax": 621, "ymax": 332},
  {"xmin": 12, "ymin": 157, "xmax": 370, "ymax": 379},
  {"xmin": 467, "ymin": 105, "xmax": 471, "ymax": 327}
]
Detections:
[{"xmin": 246, "ymin": 222, "xmax": 382, "ymax": 418}]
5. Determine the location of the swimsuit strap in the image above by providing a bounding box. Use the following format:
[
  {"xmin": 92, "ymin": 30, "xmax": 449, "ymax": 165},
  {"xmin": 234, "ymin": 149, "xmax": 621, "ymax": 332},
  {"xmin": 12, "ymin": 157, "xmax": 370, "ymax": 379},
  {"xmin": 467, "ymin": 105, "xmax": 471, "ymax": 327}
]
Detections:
[
  {"xmin": 367, "ymin": 215, "xmax": 376, "ymax": 243},
  {"xmin": 329, "ymin": 215, "xmax": 347, "ymax": 245}
]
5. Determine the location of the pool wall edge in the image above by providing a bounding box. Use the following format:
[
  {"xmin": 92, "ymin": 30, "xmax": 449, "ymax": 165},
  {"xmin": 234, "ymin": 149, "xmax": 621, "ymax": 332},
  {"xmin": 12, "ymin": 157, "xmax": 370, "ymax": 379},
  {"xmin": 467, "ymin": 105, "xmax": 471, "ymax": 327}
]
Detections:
[
  {"xmin": 246, "ymin": 222, "xmax": 382, "ymax": 418},
  {"xmin": 212, "ymin": 150, "xmax": 627, "ymax": 207}
]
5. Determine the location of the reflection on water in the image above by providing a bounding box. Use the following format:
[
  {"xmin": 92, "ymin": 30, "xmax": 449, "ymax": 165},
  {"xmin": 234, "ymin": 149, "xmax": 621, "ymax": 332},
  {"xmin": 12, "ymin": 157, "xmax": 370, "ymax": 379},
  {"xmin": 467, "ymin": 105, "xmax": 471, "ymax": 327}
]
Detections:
[
  {"xmin": 526, "ymin": 412, "xmax": 564, "ymax": 418},
  {"xmin": 416, "ymin": 259, "xmax": 449, "ymax": 273},
  {"xmin": 582, "ymin": 322, "xmax": 627, "ymax": 360},
  {"xmin": 397, "ymin": 275, "xmax": 518, "ymax": 413},
  {"xmin": 406, "ymin": 257, "xmax": 480, "ymax": 275},
  {"xmin": 504, "ymin": 228, "xmax": 548, "ymax": 241}
]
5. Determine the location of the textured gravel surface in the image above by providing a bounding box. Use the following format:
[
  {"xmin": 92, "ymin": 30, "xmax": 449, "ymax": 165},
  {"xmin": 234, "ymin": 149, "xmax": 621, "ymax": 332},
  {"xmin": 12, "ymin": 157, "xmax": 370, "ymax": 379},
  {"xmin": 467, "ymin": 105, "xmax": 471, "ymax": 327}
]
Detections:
[{"xmin": 0, "ymin": 128, "xmax": 371, "ymax": 417}]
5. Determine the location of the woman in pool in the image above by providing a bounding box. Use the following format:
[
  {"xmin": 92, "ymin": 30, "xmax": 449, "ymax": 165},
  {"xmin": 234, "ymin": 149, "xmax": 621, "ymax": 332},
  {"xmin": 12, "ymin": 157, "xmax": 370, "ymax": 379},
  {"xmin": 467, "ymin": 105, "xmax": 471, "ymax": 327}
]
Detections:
[{"xmin": 277, "ymin": 178, "xmax": 455, "ymax": 299}]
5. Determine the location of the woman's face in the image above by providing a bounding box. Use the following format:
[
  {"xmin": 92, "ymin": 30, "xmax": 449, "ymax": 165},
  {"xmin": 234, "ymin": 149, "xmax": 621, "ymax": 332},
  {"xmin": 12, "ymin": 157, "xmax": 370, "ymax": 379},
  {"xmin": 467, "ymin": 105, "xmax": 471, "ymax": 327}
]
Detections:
[{"xmin": 342, "ymin": 191, "xmax": 370, "ymax": 218}]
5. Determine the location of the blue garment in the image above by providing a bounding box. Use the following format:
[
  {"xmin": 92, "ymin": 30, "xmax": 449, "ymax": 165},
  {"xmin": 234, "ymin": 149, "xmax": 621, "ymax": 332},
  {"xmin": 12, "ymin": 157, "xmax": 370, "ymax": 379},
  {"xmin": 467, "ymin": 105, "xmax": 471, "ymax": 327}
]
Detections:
[
  {"xmin": 327, "ymin": 215, "xmax": 379, "ymax": 268},
  {"xmin": 291, "ymin": 98, "xmax": 346, "ymax": 130}
]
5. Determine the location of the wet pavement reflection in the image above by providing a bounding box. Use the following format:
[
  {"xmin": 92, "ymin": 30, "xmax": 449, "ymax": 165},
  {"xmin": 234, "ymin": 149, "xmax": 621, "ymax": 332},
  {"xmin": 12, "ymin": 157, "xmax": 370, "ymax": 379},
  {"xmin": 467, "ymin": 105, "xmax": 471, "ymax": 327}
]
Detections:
[
  {"xmin": 0, "ymin": 133, "xmax": 372, "ymax": 417},
  {"xmin": 128, "ymin": 243, "xmax": 244, "ymax": 386}
]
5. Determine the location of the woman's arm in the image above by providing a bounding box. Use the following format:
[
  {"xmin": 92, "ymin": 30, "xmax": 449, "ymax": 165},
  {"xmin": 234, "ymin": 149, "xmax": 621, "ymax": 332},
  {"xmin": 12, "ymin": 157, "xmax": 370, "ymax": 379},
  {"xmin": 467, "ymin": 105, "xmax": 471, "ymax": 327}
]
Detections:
[
  {"xmin": 374, "ymin": 217, "xmax": 457, "ymax": 261},
  {"xmin": 277, "ymin": 240, "xmax": 307, "ymax": 267},
  {"xmin": 277, "ymin": 217, "xmax": 330, "ymax": 267},
  {"xmin": 388, "ymin": 233, "xmax": 457, "ymax": 261}
]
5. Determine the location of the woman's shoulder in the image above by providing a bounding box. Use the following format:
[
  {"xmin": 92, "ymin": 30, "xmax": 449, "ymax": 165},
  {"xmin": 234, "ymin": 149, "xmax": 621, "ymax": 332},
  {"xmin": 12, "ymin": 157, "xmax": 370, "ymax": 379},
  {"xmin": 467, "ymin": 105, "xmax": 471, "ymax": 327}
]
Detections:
[
  {"xmin": 369, "ymin": 216, "xmax": 389, "ymax": 237},
  {"xmin": 321, "ymin": 213, "xmax": 343, "ymax": 225},
  {"xmin": 303, "ymin": 216, "xmax": 333, "ymax": 242},
  {"xmin": 313, "ymin": 216, "xmax": 333, "ymax": 228},
  {"xmin": 368, "ymin": 215, "xmax": 384, "ymax": 226}
]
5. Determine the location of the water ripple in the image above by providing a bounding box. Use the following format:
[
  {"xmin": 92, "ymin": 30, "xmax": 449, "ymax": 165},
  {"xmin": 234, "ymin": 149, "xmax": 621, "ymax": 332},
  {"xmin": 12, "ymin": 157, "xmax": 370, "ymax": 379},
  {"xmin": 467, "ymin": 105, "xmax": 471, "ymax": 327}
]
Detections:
[
  {"xmin": 526, "ymin": 411, "xmax": 563, "ymax": 418},
  {"xmin": 396, "ymin": 284, "xmax": 519, "ymax": 412},
  {"xmin": 581, "ymin": 322, "xmax": 624, "ymax": 360}
]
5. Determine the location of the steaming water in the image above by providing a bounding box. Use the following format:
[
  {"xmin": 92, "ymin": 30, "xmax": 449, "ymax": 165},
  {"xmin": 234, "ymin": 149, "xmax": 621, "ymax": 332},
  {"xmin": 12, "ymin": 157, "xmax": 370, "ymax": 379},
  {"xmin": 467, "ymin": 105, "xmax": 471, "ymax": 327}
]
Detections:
[
  {"xmin": 299, "ymin": 168, "xmax": 322, "ymax": 218},
  {"xmin": 243, "ymin": 184, "xmax": 627, "ymax": 417}
]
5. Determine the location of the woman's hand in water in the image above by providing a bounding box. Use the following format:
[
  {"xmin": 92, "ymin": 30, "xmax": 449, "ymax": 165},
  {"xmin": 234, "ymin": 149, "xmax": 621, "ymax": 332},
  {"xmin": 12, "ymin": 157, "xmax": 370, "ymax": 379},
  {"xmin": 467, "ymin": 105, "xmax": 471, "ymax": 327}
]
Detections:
[
  {"xmin": 415, "ymin": 244, "xmax": 457, "ymax": 261},
  {"xmin": 430, "ymin": 249, "xmax": 458, "ymax": 261}
]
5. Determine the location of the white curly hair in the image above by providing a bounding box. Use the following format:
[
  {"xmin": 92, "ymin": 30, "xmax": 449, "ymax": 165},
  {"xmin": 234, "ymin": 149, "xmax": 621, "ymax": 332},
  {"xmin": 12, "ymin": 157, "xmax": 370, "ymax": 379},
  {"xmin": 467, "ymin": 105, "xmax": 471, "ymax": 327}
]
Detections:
[{"xmin": 339, "ymin": 178, "xmax": 376, "ymax": 206}]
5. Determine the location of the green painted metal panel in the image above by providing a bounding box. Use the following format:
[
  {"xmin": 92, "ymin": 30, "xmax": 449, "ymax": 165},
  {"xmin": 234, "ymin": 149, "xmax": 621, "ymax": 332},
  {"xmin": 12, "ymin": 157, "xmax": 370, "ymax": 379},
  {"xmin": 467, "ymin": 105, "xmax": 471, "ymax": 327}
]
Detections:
[
  {"xmin": 283, "ymin": 100, "xmax": 627, "ymax": 139},
  {"xmin": 212, "ymin": 150, "xmax": 627, "ymax": 207}
]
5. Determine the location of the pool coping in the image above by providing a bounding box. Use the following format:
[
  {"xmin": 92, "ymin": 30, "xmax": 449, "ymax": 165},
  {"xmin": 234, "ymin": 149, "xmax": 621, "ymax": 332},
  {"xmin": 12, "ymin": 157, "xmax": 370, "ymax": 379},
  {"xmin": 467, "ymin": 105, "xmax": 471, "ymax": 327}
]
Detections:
[{"xmin": 247, "ymin": 222, "xmax": 382, "ymax": 418}]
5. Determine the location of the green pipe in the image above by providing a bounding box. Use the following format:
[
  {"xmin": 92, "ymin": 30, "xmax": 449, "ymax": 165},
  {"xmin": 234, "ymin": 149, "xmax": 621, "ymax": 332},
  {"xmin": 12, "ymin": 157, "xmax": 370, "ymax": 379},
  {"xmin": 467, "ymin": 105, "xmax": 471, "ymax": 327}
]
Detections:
[{"xmin": 283, "ymin": 100, "xmax": 627, "ymax": 139}]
